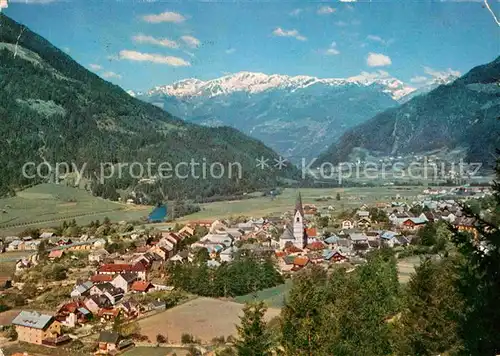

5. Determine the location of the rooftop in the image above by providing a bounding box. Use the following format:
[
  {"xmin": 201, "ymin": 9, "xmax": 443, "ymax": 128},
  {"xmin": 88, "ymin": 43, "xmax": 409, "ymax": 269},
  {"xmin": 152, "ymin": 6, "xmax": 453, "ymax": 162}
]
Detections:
[{"xmin": 12, "ymin": 311, "xmax": 54, "ymax": 330}]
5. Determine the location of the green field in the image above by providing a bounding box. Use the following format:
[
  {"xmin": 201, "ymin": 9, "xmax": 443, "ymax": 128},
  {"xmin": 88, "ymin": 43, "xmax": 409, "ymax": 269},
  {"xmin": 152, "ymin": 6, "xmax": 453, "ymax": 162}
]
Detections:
[
  {"xmin": 0, "ymin": 184, "xmax": 427, "ymax": 235},
  {"xmin": 0, "ymin": 184, "xmax": 151, "ymax": 235},
  {"xmin": 173, "ymin": 186, "xmax": 425, "ymax": 223},
  {"xmin": 234, "ymin": 280, "xmax": 293, "ymax": 308}
]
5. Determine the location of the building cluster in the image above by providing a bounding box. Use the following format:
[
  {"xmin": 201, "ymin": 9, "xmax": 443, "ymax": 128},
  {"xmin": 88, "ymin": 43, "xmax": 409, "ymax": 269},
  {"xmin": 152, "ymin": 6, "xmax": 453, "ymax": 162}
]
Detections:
[
  {"xmin": 6, "ymin": 227, "xmax": 197, "ymax": 351},
  {"xmin": 2, "ymin": 185, "xmax": 490, "ymax": 353}
]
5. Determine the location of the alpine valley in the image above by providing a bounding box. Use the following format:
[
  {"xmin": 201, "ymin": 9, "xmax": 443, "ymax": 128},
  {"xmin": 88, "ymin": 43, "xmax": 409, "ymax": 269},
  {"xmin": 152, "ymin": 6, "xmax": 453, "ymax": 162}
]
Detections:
[{"xmin": 133, "ymin": 71, "xmax": 457, "ymax": 162}]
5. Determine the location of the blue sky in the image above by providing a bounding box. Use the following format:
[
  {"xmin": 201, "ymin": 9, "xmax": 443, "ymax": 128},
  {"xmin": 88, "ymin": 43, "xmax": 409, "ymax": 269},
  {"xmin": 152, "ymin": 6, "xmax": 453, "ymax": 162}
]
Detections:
[{"xmin": 3, "ymin": 0, "xmax": 499, "ymax": 91}]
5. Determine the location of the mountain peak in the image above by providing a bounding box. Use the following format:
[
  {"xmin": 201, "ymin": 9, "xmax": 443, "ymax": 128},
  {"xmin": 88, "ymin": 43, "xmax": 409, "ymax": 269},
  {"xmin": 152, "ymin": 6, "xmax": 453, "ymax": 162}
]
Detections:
[{"xmin": 143, "ymin": 71, "xmax": 416, "ymax": 101}]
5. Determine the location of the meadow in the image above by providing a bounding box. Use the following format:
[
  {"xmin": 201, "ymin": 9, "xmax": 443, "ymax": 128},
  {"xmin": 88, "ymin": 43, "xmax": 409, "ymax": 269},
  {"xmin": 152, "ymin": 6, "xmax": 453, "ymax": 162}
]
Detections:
[
  {"xmin": 174, "ymin": 186, "xmax": 425, "ymax": 223},
  {"xmin": 0, "ymin": 184, "xmax": 150, "ymax": 235},
  {"xmin": 0, "ymin": 184, "xmax": 428, "ymax": 235}
]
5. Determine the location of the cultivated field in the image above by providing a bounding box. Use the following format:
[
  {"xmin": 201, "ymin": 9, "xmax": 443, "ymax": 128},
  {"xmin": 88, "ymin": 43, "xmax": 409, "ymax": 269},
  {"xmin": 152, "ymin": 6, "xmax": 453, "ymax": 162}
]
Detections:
[
  {"xmin": 1, "ymin": 184, "xmax": 430, "ymax": 235},
  {"xmin": 138, "ymin": 297, "xmax": 280, "ymax": 343},
  {"xmin": 0, "ymin": 184, "xmax": 151, "ymax": 235},
  {"xmin": 170, "ymin": 186, "xmax": 426, "ymax": 223},
  {"xmin": 123, "ymin": 347, "xmax": 192, "ymax": 356}
]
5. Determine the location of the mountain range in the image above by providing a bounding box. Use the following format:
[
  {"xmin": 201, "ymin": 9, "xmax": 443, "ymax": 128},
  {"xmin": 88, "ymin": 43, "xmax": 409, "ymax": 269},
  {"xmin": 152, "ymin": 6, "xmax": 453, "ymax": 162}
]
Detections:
[
  {"xmin": 316, "ymin": 56, "xmax": 500, "ymax": 167},
  {"xmin": 133, "ymin": 71, "xmax": 458, "ymax": 161},
  {"xmin": 0, "ymin": 14, "xmax": 297, "ymax": 200}
]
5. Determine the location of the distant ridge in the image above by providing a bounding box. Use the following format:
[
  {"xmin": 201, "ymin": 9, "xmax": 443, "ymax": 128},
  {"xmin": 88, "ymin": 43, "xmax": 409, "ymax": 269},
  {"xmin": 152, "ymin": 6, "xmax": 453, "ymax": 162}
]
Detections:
[
  {"xmin": 0, "ymin": 14, "xmax": 297, "ymax": 199},
  {"xmin": 316, "ymin": 56, "xmax": 500, "ymax": 166}
]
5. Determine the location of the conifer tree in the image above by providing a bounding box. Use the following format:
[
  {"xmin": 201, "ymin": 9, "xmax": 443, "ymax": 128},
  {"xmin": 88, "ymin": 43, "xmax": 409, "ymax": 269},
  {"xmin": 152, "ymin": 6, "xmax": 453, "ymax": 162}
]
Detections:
[
  {"xmin": 453, "ymin": 152, "xmax": 500, "ymax": 354},
  {"xmin": 235, "ymin": 302, "xmax": 273, "ymax": 356},
  {"xmin": 395, "ymin": 257, "xmax": 463, "ymax": 355}
]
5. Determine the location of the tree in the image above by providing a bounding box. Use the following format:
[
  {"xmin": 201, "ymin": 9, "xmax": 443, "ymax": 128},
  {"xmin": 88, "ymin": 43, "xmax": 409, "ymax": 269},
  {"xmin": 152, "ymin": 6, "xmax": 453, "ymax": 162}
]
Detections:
[
  {"xmin": 37, "ymin": 239, "xmax": 48, "ymax": 260},
  {"xmin": 317, "ymin": 216, "xmax": 329, "ymax": 228},
  {"xmin": 235, "ymin": 302, "xmax": 273, "ymax": 356},
  {"xmin": 181, "ymin": 333, "xmax": 195, "ymax": 344},
  {"xmin": 452, "ymin": 151, "xmax": 500, "ymax": 355},
  {"xmin": 194, "ymin": 247, "xmax": 210, "ymax": 264},
  {"xmin": 156, "ymin": 333, "xmax": 168, "ymax": 344},
  {"xmin": 394, "ymin": 256, "xmax": 464, "ymax": 355},
  {"xmin": 281, "ymin": 265, "xmax": 328, "ymax": 355},
  {"xmin": 417, "ymin": 222, "xmax": 438, "ymax": 246},
  {"xmin": 5, "ymin": 325, "xmax": 17, "ymax": 341},
  {"xmin": 281, "ymin": 251, "xmax": 400, "ymax": 356}
]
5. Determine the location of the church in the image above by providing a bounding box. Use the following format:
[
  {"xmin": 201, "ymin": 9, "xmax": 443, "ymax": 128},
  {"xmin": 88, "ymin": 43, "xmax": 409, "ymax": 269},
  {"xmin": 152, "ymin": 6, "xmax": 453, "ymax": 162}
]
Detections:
[{"xmin": 279, "ymin": 192, "xmax": 308, "ymax": 250}]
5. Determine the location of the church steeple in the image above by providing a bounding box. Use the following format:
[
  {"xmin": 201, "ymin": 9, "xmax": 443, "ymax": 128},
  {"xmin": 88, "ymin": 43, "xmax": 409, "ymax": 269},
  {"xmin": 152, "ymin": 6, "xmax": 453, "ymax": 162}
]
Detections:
[
  {"xmin": 295, "ymin": 191, "xmax": 304, "ymax": 217},
  {"xmin": 292, "ymin": 191, "xmax": 306, "ymax": 249}
]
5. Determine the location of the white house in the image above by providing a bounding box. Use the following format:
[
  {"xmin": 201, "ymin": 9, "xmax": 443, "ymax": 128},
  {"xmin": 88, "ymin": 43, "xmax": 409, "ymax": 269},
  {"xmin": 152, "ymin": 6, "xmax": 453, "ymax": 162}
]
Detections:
[{"xmin": 341, "ymin": 220, "xmax": 354, "ymax": 230}]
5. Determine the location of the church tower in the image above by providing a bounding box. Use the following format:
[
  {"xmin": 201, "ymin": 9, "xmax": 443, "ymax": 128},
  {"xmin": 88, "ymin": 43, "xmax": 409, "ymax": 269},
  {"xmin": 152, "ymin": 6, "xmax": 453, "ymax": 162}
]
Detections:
[{"xmin": 293, "ymin": 192, "xmax": 307, "ymax": 248}]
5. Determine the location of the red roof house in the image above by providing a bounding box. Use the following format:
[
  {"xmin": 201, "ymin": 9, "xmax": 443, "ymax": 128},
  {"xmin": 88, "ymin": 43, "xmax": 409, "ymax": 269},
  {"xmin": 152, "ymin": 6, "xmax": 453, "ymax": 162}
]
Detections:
[
  {"xmin": 130, "ymin": 281, "xmax": 154, "ymax": 293},
  {"xmin": 48, "ymin": 250, "xmax": 64, "ymax": 260},
  {"xmin": 91, "ymin": 274, "xmax": 114, "ymax": 283}
]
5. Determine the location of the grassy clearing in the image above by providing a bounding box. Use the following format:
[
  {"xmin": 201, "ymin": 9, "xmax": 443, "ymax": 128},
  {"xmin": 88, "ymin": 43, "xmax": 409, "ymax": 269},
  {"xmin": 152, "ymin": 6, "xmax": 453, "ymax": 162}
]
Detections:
[
  {"xmin": 0, "ymin": 184, "xmax": 150, "ymax": 235},
  {"xmin": 233, "ymin": 280, "xmax": 293, "ymax": 308}
]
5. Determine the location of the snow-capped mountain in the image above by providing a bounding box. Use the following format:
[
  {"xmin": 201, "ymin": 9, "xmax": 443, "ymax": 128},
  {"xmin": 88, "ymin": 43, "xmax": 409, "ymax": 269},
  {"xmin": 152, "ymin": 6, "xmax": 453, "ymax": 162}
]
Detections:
[
  {"xmin": 141, "ymin": 71, "xmax": 416, "ymax": 101},
  {"xmin": 133, "ymin": 71, "xmax": 419, "ymax": 160},
  {"xmin": 399, "ymin": 73, "xmax": 460, "ymax": 103}
]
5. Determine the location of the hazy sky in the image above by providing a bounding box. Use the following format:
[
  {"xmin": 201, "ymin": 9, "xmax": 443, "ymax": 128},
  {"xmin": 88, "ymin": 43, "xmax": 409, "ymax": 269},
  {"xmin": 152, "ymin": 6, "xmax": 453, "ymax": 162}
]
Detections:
[{"xmin": 3, "ymin": 0, "xmax": 499, "ymax": 91}]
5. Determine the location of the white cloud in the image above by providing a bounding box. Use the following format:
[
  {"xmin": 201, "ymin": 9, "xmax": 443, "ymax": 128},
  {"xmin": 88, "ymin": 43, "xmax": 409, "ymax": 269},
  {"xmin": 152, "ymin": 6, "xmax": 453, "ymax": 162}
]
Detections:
[
  {"xmin": 102, "ymin": 71, "xmax": 122, "ymax": 80},
  {"xmin": 89, "ymin": 64, "xmax": 102, "ymax": 71},
  {"xmin": 325, "ymin": 48, "xmax": 340, "ymax": 55},
  {"xmin": 367, "ymin": 35, "xmax": 384, "ymax": 44},
  {"xmin": 132, "ymin": 34, "xmax": 179, "ymax": 49},
  {"xmin": 181, "ymin": 35, "xmax": 200, "ymax": 48},
  {"xmin": 366, "ymin": 52, "xmax": 392, "ymax": 67},
  {"xmin": 322, "ymin": 41, "xmax": 340, "ymax": 55},
  {"xmin": 272, "ymin": 27, "xmax": 307, "ymax": 41},
  {"xmin": 225, "ymin": 48, "xmax": 236, "ymax": 54},
  {"xmin": 289, "ymin": 8, "xmax": 303, "ymax": 16},
  {"xmin": 348, "ymin": 70, "xmax": 391, "ymax": 82},
  {"xmin": 423, "ymin": 66, "xmax": 460, "ymax": 79},
  {"xmin": 0, "ymin": 0, "xmax": 8, "ymax": 11},
  {"xmin": 142, "ymin": 11, "xmax": 186, "ymax": 24},
  {"xmin": 119, "ymin": 50, "xmax": 191, "ymax": 66},
  {"xmin": 410, "ymin": 76, "xmax": 428, "ymax": 84},
  {"xmin": 317, "ymin": 5, "xmax": 336, "ymax": 15},
  {"xmin": 339, "ymin": 0, "xmax": 357, "ymax": 2}
]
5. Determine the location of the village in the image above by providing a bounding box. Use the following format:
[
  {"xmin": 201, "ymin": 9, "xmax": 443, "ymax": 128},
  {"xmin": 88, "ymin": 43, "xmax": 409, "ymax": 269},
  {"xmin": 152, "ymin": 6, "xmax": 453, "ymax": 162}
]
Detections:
[{"xmin": 0, "ymin": 185, "xmax": 492, "ymax": 356}]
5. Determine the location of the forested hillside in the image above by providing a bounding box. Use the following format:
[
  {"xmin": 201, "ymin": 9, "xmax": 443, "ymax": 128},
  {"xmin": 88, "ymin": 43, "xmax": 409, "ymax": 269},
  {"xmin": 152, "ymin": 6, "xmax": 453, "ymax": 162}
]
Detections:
[
  {"xmin": 317, "ymin": 56, "xmax": 500, "ymax": 167},
  {"xmin": 0, "ymin": 14, "xmax": 297, "ymax": 200}
]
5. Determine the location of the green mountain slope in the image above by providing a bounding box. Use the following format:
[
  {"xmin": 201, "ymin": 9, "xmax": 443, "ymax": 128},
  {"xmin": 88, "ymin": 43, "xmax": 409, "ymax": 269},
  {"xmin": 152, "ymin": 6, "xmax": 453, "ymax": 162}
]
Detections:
[
  {"xmin": 0, "ymin": 14, "xmax": 296, "ymax": 199},
  {"xmin": 316, "ymin": 56, "xmax": 500, "ymax": 167}
]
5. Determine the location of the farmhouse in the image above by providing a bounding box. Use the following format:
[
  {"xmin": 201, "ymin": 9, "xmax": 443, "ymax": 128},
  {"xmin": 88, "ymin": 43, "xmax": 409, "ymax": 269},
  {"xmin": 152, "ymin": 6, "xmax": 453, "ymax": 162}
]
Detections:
[
  {"xmin": 12, "ymin": 311, "xmax": 62, "ymax": 345},
  {"xmin": 401, "ymin": 218, "xmax": 427, "ymax": 231}
]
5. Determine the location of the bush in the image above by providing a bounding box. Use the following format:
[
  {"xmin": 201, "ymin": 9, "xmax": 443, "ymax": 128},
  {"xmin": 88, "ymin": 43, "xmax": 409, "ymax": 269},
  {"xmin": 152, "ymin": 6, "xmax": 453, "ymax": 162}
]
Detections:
[
  {"xmin": 5, "ymin": 325, "xmax": 17, "ymax": 341},
  {"xmin": 156, "ymin": 333, "xmax": 168, "ymax": 344},
  {"xmin": 181, "ymin": 333, "xmax": 195, "ymax": 344}
]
